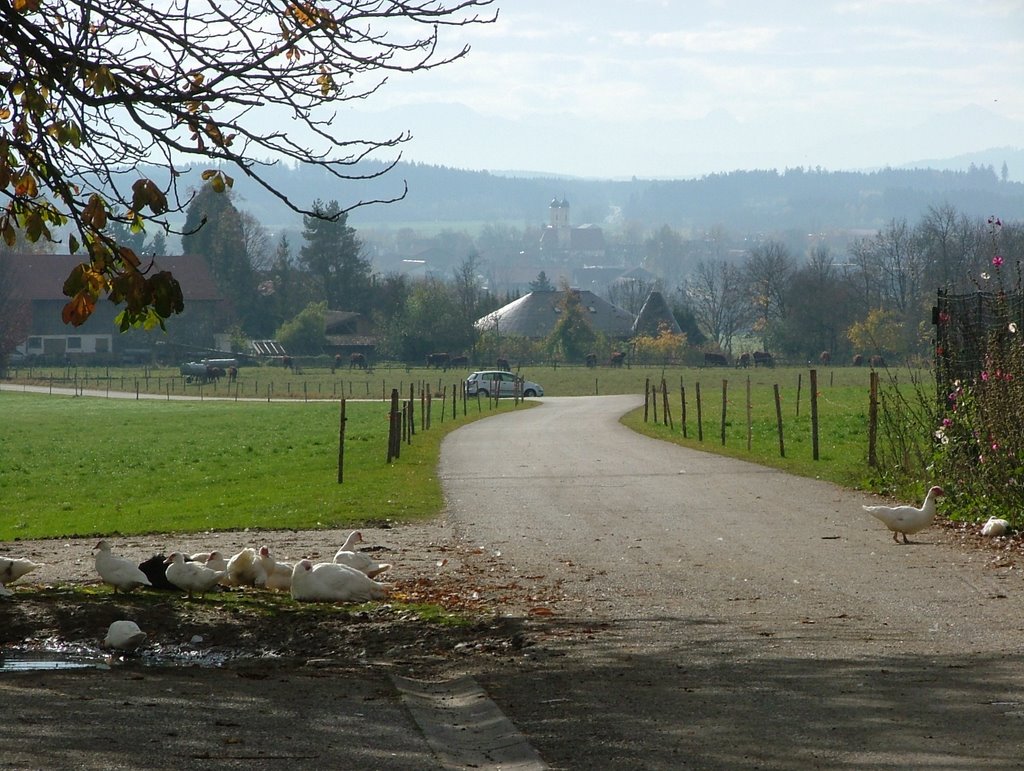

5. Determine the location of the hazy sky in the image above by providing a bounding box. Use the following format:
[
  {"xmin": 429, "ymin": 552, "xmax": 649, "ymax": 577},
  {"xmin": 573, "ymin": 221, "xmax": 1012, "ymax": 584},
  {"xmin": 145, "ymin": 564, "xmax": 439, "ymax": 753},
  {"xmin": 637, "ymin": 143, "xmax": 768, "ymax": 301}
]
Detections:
[{"xmin": 341, "ymin": 0, "xmax": 1024, "ymax": 179}]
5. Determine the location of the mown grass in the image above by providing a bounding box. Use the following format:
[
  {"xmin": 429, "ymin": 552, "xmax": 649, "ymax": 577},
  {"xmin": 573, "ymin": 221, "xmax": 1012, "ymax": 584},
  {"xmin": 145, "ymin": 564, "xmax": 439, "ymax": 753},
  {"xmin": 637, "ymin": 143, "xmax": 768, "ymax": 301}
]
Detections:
[
  {"xmin": 2, "ymin": 363, "xmax": 914, "ymax": 541},
  {"xmin": 620, "ymin": 374, "xmax": 878, "ymax": 491},
  {"xmin": 0, "ymin": 391, "xmax": 527, "ymax": 541}
]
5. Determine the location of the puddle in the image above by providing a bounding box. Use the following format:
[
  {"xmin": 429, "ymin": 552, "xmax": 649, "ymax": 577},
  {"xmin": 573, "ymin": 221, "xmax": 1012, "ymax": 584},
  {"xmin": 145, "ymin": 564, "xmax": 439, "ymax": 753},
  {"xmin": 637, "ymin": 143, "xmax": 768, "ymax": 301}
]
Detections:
[{"xmin": 1, "ymin": 637, "xmax": 277, "ymax": 673}]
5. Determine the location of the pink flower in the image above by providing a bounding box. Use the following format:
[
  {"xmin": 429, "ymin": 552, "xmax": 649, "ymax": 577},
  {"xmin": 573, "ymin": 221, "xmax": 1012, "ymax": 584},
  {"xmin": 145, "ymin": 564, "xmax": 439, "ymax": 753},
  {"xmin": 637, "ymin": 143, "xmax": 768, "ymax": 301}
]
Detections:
[
  {"xmin": 981, "ymin": 370, "xmax": 990, "ymax": 382},
  {"xmin": 942, "ymin": 418, "xmax": 953, "ymax": 428},
  {"xmin": 993, "ymin": 255, "xmax": 1004, "ymax": 267}
]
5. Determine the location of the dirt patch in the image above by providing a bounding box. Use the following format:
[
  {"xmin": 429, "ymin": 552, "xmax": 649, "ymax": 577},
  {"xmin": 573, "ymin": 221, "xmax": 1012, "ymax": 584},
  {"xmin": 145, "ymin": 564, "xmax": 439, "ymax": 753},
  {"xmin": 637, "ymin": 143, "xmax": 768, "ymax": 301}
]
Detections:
[{"xmin": 0, "ymin": 520, "xmax": 568, "ymax": 675}]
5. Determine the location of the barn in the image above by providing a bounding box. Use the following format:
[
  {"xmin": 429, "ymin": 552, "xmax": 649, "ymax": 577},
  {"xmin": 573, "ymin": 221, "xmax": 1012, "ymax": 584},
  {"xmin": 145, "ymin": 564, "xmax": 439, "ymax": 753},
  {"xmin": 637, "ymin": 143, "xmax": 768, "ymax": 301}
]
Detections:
[{"xmin": 474, "ymin": 289, "xmax": 635, "ymax": 341}]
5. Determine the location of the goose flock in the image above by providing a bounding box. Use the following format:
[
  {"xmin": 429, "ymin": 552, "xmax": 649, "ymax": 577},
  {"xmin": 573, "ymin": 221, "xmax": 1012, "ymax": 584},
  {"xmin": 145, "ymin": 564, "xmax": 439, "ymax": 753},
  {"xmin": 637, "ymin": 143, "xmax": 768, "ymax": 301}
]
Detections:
[{"xmin": 1, "ymin": 530, "xmax": 392, "ymax": 605}]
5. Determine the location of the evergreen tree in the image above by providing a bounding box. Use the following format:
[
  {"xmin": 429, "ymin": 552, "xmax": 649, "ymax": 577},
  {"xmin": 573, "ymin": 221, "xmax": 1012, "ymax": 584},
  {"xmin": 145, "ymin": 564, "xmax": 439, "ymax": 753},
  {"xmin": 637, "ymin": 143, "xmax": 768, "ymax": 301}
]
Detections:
[{"xmin": 299, "ymin": 200, "xmax": 371, "ymax": 312}]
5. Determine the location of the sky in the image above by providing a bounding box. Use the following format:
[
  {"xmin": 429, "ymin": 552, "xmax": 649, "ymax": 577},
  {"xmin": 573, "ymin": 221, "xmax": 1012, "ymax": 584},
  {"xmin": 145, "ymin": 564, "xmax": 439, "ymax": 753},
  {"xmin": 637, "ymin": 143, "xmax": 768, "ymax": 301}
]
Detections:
[{"xmin": 338, "ymin": 0, "xmax": 1024, "ymax": 179}]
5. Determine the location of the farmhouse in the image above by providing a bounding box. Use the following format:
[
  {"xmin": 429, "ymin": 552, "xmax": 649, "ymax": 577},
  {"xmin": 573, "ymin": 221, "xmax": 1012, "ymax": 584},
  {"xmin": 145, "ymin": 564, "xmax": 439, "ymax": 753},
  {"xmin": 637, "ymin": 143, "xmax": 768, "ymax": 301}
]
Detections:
[
  {"xmin": 6, "ymin": 253, "xmax": 224, "ymax": 362},
  {"xmin": 474, "ymin": 289, "xmax": 635, "ymax": 340}
]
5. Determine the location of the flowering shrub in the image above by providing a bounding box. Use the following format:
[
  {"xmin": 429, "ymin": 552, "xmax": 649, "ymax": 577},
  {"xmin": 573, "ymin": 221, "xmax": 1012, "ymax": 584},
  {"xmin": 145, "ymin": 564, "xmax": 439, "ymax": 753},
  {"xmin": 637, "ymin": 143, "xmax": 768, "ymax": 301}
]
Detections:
[
  {"xmin": 631, "ymin": 323, "xmax": 688, "ymax": 365},
  {"xmin": 931, "ymin": 216, "xmax": 1024, "ymax": 523}
]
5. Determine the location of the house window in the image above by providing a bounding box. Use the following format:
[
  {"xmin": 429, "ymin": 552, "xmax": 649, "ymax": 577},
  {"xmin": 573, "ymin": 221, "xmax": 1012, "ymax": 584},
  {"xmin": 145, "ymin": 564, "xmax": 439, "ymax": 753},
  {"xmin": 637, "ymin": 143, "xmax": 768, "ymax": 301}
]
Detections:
[
  {"xmin": 28, "ymin": 337, "xmax": 42, "ymax": 351},
  {"xmin": 95, "ymin": 337, "xmax": 110, "ymax": 353},
  {"xmin": 66, "ymin": 337, "xmax": 82, "ymax": 350}
]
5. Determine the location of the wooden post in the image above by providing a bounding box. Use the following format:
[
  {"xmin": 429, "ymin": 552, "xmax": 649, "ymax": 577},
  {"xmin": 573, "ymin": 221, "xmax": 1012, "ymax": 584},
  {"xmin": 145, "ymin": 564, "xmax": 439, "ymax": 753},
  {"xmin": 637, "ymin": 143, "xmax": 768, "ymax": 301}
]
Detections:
[
  {"xmin": 796, "ymin": 372, "xmax": 802, "ymax": 417},
  {"xmin": 746, "ymin": 375, "xmax": 752, "ymax": 451},
  {"xmin": 440, "ymin": 386, "xmax": 446, "ymax": 423},
  {"xmin": 868, "ymin": 371, "xmax": 879, "ymax": 467},
  {"xmin": 387, "ymin": 388, "xmax": 400, "ymax": 462},
  {"xmin": 773, "ymin": 384, "xmax": 785, "ymax": 457},
  {"xmin": 662, "ymin": 378, "xmax": 672, "ymax": 429},
  {"xmin": 810, "ymin": 369, "xmax": 820, "ymax": 461},
  {"xmin": 696, "ymin": 381, "xmax": 703, "ymax": 441},
  {"xmin": 452, "ymin": 383, "xmax": 457, "ymax": 420},
  {"xmin": 409, "ymin": 384, "xmax": 415, "ymax": 436},
  {"xmin": 680, "ymin": 382, "xmax": 687, "ymax": 438},
  {"xmin": 644, "ymin": 377, "xmax": 650, "ymax": 422},
  {"xmin": 720, "ymin": 379, "xmax": 728, "ymax": 445},
  {"xmin": 337, "ymin": 398, "xmax": 347, "ymax": 483},
  {"xmin": 652, "ymin": 380, "xmax": 659, "ymax": 423}
]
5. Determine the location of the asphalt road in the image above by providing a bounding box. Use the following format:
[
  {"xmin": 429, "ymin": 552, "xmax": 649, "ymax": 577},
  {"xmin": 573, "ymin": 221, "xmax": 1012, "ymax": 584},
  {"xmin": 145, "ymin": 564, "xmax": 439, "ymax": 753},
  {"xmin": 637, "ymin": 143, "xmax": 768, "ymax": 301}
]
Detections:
[{"xmin": 439, "ymin": 395, "xmax": 1024, "ymax": 769}]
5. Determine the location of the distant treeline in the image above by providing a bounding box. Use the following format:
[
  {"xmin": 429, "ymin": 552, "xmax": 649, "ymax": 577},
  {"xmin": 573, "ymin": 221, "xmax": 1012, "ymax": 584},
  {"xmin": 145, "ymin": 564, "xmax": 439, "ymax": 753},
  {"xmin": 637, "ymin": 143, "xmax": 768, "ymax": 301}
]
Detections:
[{"xmin": 133, "ymin": 158, "xmax": 1024, "ymax": 235}]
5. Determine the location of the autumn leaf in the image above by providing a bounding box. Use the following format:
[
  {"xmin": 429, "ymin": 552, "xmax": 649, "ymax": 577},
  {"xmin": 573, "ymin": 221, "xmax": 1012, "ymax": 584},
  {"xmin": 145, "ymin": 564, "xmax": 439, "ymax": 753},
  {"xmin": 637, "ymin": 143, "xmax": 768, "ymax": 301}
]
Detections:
[{"xmin": 61, "ymin": 290, "xmax": 96, "ymax": 326}]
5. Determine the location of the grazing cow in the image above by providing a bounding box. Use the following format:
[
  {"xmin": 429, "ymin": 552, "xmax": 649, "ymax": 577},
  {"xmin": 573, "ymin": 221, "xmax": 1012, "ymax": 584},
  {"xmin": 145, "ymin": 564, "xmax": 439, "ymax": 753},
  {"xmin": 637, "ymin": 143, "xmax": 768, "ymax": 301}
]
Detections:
[
  {"xmin": 282, "ymin": 355, "xmax": 294, "ymax": 371},
  {"xmin": 738, "ymin": 352, "xmax": 751, "ymax": 368},
  {"xmin": 449, "ymin": 354, "xmax": 468, "ymax": 369},
  {"xmin": 585, "ymin": 353, "xmax": 597, "ymax": 368},
  {"xmin": 870, "ymin": 355, "xmax": 885, "ymax": 368},
  {"xmin": 426, "ymin": 352, "xmax": 450, "ymax": 369},
  {"xmin": 819, "ymin": 351, "xmax": 831, "ymax": 365},
  {"xmin": 332, "ymin": 353, "xmax": 343, "ymax": 373},
  {"xmin": 753, "ymin": 351, "xmax": 774, "ymax": 368},
  {"xmin": 496, "ymin": 357, "xmax": 510, "ymax": 371},
  {"xmin": 852, "ymin": 354, "xmax": 864, "ymax": 366},
  {"xmin": 703, "ymin": 352, "xmax": 728, "ymax": 367},
  {"xmin": 609, "ymin": 351, "xmax": 626, "ymax": 368},
  {"xmin": 349, "ymin": 352, "xmax": 367, "ymax": 370},
  {"xmin": 206, "ymin": 365, "xmax": 225, "ymax": 381},
  {"xmin": 227, "ymin": 366, "xmax": 238, "ymax": 383}
]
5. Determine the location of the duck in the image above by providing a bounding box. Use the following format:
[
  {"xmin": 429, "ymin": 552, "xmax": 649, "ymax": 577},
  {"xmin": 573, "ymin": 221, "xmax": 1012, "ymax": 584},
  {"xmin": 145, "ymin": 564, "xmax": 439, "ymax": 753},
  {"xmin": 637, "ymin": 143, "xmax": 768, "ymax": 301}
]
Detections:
[
  {"xmin": 333, "ymin": 547, "xmax": 391, "ymax": 579},
  {"xmin": 255, "ymin": 546, "xmax": 293, "ymax": 591},
  {"xmin": 138, "ymin": 554, "xmax": 180, "ymax": 591},
  {"xmin": 862, "ymin": 486, "xmax": 945, "ymax": 544},
  {"xmin": 94, "ymin": 540, "xmax": 152, "ymax": 593},
  {"xmin": 1, "ymin": 556, "xmax": 42, "ymax": 585},
  {"xmin": 164, "ymin": 552, "xmax": 226, "ymax": 598},
  {"xmin": 224, "ymin": 547, "xmax": 267, "ymax": 587},
  {"xmin": 190, "ymin": 550, "xmax": 228, "ymax": 572},
  {"xmin": 103, "ymin": 620, "xmax": 147, "ymax": 651},
  {"xmin": 290, "ymin": 559, "xmax": 390, "ymax": 603},
  {"xmin": 981, "ymin": 517, "xmax": 1011, "ymax": 537},
  {"xmin": 0, "ymin": 556, "xmax": 42, "ymax": 592}
]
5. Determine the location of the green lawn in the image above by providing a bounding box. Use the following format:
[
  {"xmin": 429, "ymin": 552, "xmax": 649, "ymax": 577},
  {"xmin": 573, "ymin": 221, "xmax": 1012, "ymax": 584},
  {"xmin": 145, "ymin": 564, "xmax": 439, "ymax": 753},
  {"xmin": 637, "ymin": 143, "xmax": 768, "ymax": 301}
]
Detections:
[
  {"xmin": 1, "ymin": 362, "xmax": 920, "ymax": 540},
  {"xmin": 0, "ymin": 391, "xmax": 524, "ymax": 541}
]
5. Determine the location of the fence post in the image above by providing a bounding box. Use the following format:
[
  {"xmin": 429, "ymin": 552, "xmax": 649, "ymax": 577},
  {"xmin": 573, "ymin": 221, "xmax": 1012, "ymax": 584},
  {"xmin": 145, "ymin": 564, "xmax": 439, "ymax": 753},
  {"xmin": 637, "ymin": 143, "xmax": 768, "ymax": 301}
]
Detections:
[
  {"xmin": 680, "ymin": 381, "xmax": 687, "ymax": 438},
  {"xmin": 387, "ymin": 389, "xmax": 400, "ymax": 462},
  {"xmin": 696, "ymin": 381, "xmax": 703, "ymax": 442},
  {"xmin": 774, "ymin": 383, "xmax": 785, "ymax": 457},
  {"xmin": 720, "ymin": 379, "xmax": 728, "ymax": 445},
  {"xmin": 810, "ymin": 369, "xmax": 819, "ymax": 461},
  {"xmin": 409, "ymin": 384, "xmax": 415, "ymax": 436},
  {"xmin": 796, "ymin": 372, "xmax": 802, "ymax": 417},
  {"xmin": 337, "ymin": 398, "xmax": 346, "ymax": 484},
  {"xmin": 746, "ymin": 376, "xmax": 752, "ymax": 451},
  {"xmin": 644, "ymin": 377, "xmax": 650, "ymax": 422},
  {"xmin": 868, "ymin": 371, "xmax": 879, "ymax": 467}
]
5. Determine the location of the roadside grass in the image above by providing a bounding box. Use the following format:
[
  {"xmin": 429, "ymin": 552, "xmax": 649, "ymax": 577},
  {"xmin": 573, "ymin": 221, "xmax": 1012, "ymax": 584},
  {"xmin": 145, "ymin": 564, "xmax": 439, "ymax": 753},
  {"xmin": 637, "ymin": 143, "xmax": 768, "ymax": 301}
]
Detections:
[
  {"xmin": 2, "ymin": 362, "xmax": 917, "ymax": 541},
  {"xmin": 0, "ymin": 391, "xmax": 527, "ymax": 541}
]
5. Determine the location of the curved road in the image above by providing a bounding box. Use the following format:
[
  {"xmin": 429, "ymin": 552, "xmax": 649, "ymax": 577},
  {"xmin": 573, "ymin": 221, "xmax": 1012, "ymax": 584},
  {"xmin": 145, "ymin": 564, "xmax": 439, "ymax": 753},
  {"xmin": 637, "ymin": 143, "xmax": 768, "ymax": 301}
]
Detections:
[{"xmin": 440, "ymin": 396, "xmax": 1024, "ymax": 769}]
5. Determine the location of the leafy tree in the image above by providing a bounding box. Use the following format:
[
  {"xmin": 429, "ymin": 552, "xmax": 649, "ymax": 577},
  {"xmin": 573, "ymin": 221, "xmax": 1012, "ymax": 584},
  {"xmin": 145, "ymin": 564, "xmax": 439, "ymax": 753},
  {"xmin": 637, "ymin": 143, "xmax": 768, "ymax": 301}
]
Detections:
[
  {"xmin": 745, "ymin": 240, "xmax": 793, "ymax": 349},
  {"xmin": 300, "ymin": 199, "xmax": 371, "ymax": 312},
  {"xmin": 1, "ymin": 0, "xmax": 495, "ymax": 328},
  {"xmin": 847, "ymin": 308, "xmax": 904, "ymax": 358},
  {"xmin": 546, "ymin": 285, "xmax": 598, "ymax": 363},
  {"xmin": 687, "ymin": 258, "xmax": 750, "ymax": 354},
  {"xmin": 276, "ymin": 301, "xmax": 327, "ymax": 356}
]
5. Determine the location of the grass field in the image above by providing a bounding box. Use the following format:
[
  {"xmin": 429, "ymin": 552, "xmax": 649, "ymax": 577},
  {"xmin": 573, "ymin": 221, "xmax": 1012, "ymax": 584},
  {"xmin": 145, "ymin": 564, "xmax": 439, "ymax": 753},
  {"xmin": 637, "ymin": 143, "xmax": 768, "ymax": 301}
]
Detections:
[
  {"xmin": 2, "ymin": 362, "xmax": 920, "ymax": 541},
  {"xmin": 0, "ymin": 390, "xmax": 527, "ymax": 541}
]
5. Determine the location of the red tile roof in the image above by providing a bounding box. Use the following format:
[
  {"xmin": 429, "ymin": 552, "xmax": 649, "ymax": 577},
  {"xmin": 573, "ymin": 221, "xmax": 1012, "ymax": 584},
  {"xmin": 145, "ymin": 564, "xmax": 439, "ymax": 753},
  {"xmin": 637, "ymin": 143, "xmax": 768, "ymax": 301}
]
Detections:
[{"xmin": 8, "ymin": 253, "xmax": 222, "ymax": 301}]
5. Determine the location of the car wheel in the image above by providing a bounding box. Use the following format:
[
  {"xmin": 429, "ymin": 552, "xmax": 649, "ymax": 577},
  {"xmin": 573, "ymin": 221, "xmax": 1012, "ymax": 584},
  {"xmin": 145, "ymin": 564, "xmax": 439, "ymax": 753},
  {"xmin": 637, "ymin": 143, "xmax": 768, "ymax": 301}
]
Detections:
[
  {"xmin": 523, "ymin": 388, "xmax": 537, "ymax": 397},
  {"xmin": 477, "ymin": 388, "xmax": 489, "ymax": 397}
]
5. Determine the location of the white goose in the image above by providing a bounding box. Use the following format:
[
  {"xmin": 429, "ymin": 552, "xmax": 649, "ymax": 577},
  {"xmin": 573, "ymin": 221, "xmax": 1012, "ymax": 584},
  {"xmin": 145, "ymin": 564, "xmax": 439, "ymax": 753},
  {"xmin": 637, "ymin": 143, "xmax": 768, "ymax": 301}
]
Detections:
[
  {"xmin": 333, "ymin": 531, "xmax": 392, "ymax": 578},
  {"xmin": 224, "ymin": 547, "xmax": 267, "ymax": 587},
  {"xmin": 981, "ymin": 517, "xmax": 1011, "ymax": 537},
  {"xmin": 863, "ymin": 486, "xmax": 945, "ymax": 544},
  {"xmin": 0, "ymin": 556, "xmax": 42, "ymax": 593},
  {"xmin": 190, "ymin": 550, "xmax": 228, "ymax": 572},
  {"xmin": 164, "ymin": 552, "xmax": 226, "ymax": 598},
  {"xmin": 103, "ymin": 620, "xmax": 147, "ymax": 651},
  {"xmin": 94, "ymin": 540, "xmax": 152, "ymax": 593},
  {"xmin": 290, "ymin": 559, "xmax": 389, "ymax": 603},
  {"xmin": 256, "ymin": 546, "xmax": 293, "ymax": 591}
]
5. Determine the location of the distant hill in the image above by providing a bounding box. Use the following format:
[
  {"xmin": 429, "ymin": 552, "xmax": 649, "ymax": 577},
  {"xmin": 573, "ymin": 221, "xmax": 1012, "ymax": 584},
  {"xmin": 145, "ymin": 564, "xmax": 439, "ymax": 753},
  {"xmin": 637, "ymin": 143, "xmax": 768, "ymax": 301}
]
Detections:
[{"xmin": 139, "ymin": 150, "xmax": 1024, "ymax": 239}]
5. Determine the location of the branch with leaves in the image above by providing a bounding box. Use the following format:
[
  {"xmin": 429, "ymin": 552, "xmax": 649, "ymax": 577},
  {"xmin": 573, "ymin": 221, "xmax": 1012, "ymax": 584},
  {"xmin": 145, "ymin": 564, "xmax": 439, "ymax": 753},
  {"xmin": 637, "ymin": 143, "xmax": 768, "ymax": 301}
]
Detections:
[{"xmin": 0, "ymin": 0, "xmax": 495, "ymax": 328}]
